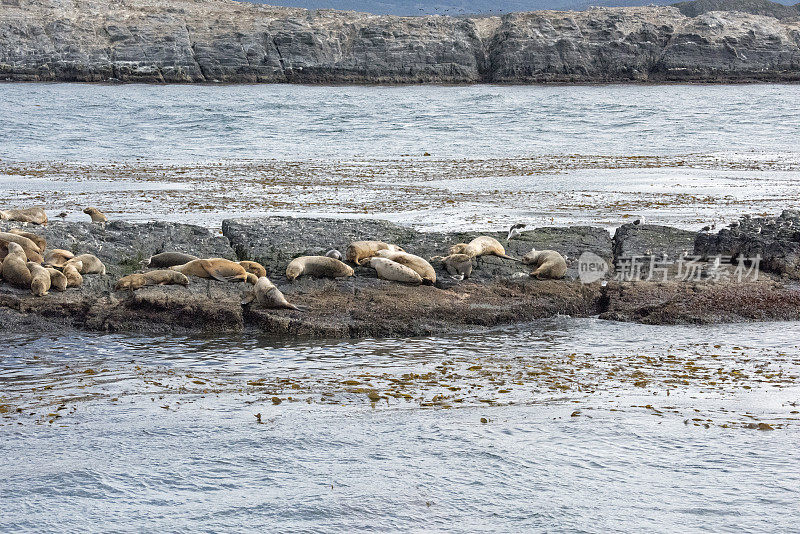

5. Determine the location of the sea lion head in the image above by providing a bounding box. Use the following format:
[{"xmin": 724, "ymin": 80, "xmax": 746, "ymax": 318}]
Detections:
[
  {"xmin": 286, "ymin": 263, "xmax": 303, "ymax": 281},
  {"xmin": 448, "ymin": 243, "xmax": 469, "ymax": 255},
  {"xmin": 7, "ymin": 241, "xmax": 24, "ymax": 256}
]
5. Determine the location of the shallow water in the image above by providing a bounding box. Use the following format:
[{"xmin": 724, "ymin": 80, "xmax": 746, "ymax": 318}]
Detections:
[
  {"xmin": 3, "ymin": 83, "xmax": 800, "ymax": 530},
  {"xmin": 2, "ymin": 319, "xmax": 799, "ymax": 531},
  {"xmin": 2, "ymin": 83, "xmax": 800, "ymax": 230}
]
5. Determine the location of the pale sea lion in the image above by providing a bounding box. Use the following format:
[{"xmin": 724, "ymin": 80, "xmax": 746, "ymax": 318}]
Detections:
[
  {"xmin": 0, "ymin": 232, "xmax": 44, "ymax": 263},
  {"xmin": 2, "ymin": 242, "xmax": 33, "ymax": 288},
  {"xmin": 432, "ymin": 253, "xmax": 473, "ymax": 280},
  {"xmin": 63, "ymin": 262, "xmax": 84, "ymax": 287},
  {"xmin": 522, "ymin": 249, "xmax": 567, "ymax": 279},
  {"xmin": 115, "ymin": 270, "xmax": 190, "ymax": 291},
  {"xmin": 449, "ymin": 236, "xmax": 517, "ymax": 261},
  {"xmin": 43, "ymin": 249, "xmax": 75, "ymax": 268},
  {"xmin": 286, "ymin": 256, "xmax": 354, "ymax": 282},
  {"xmin": 241, "ymin": 276, "xmax": 302, "ymax": 311},
  {"xmin": 83, "ymin": 207, "xmax": 108, "ymax": 223},
  {"xmin": 66, "ymin": 254, "xmax": 106, "ymax": 275},
  {"xmin": 368, "ymin": 257, "xmax": 423, "ymax": 285},
  {"xmin": 46, "ymin": 267, "xmax": 68, "ymax": 291},
  {"xmin": 374, "ymin": 250, "xmax": 436, "ymax": 284},
  {"xmin": 0, "ymin": 207, "xmax": 48, "ymax": 225},
  {"xmin": 27, "ymin": 262, "xmax": 51, "ymax": 296},
  {"xmin": 170, "ymin": 258, "xmax": 248, "ymax": 283},
  {"xmin": 239, "ymin": 260, "xmax": 267, "ymax": 279},
  {"xmin": 346, "ymin": 241, "xmax": 404, "ymax": 266},
  {"xmin": 8, "ymin": 229, "xmax": 46, "ymax": 252},
  {"xmin": 145, "ymin": 252, "xmax": 199, "ymax": 268},
  {"xmin": 326, "ymin": 249, "xmax": 343, "ymax": 261}
]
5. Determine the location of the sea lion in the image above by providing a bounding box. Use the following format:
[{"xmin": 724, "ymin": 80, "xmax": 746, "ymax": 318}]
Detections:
[
  {"xmin": 66, "ymin": 254, "xmax": 106, "ymax": 275},
  {"xmin": 83, "ymin": 207, "xmax": 108, "ymax": 223},
  {"xmin": 43, "ymin": 249, "xmax": 75, "ymax": 268},
  {"xmin": 246, "ymin": 273, "xmax": 259, "ymax": 285},
  {"xmin": 170, "ymin": 258, "xmax": 248, "ymax": 283},
  {"xmin": 2, "ymin": 242, "xmax": 32, "ymax": 288},
  {"xmin": 0, "ymin": 232, "xmax": 44, "ymax": 263},
  {"xmin": 27, "ymin": 262, "xmax": 51, "ymax": 296},
  {"xmin": 368, "ymin": 257, "xmax": 423, "ymax": 285},
  {"xmin": 449, "ymin": 236, "xmax": 517, "ymax": 261},
  {"xmin": 63, "ymin": 262, "xmax": 83, "ymax": 287},
  {"xmin": 346, "ymin": 241, "xmax": 404, "ymax": 266},
  {"xmin": 8, "ymin": 229, "xmax": 46, "ymax": 252},
  {"xmin": 145, "ymin": 252, "xmax": 199, "ymax": 268},
  {"xmin": 239, "ymin": 260, "xmax": 267, "ymax": 279},
  {"xmin": 522, "ymin": 249, "xmax": 567, "ymax": 279},
  {"xmin": 46, "ymin": 267, "xmax": 68, "ymax": 292},
  {"xmin": 0, "ymin": 207, "xmax": 48, "ymax": 225},
  {"xmin": 374, "ymin": 250, "xmax": 436, "ymax": 284},
  {"xmin": 241, "ymin": 276, "xmax": 302, "ymax": 311},
  {"xmin": 432, "ymin": 253, "xmax": 473, "ymax": 280},
  {"xmin": 115, "ymin": 270, "xmax": 190, "ymax": 291},
  {"xmin": 286, "ymin": 256, "xmax": 354, "ymax": 282},
  {"xmin": 326, "ymin": 249, "xmax": 343, "ymax": 261}
]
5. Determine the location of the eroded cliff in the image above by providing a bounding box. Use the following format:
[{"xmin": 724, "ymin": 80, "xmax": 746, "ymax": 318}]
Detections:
[{"xmin": 1, "ymin": 0, "xmax": 799, "ymax": 83}]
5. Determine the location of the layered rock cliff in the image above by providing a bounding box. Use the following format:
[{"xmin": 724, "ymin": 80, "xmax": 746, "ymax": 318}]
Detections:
[{"xmin": 1, "ymin": 0, "xmax": 799, "ymax": 83}]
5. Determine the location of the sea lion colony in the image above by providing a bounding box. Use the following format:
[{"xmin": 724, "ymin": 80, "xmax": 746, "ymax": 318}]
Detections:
[{"xmin": 0, "ymin": 206, "xmax": 568, "ymax": 310}]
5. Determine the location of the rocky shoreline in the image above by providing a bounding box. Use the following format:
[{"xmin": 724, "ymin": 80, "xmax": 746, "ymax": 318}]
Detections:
[
  {"xmin": 3, "ymin": 211, "xmax": 800, "ymax": 337},
  {"xmin": 1, "ymin": 0, "xmax": 799, "ymax": 84}
]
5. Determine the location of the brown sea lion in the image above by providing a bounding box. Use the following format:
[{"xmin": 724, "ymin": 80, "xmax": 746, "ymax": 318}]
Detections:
[
  {"xmin": 239, "ymin": 260, "xmax": 267, "ymax": 279},
  {"xmin": 46, "ymin": 267, "xmax": 68, "ymax": 291},
  {"xmin": 43, "ymin": 249, "xmax": 75, "ymax": 268},
  {"xmin": 115, "ymin": 270, "xmax": 190, "ymax": 291},
  {"xmin": 286, "ymin": 256, "xmax": 355, "ymax": 282},
  {"xmin": 145, "ymin": 252, "xmax": 199, "ymax": 268},
  {"xmin": 63, "ymin": 262, "xmax": 83, "ymax": 287},
  {"xmin": 0, "ymin": 232, "xmax": 44, "ymax": 263},
  {"xmin": 27, "ymin": 262, "xmax": 51, "ymax": 296},
  {"xmin": 345, "ymin": 241, "xmax": 404, "ymax": 266},
  {"xmin": 368, "ymin": 257, "xmax": 423, "ymax": 285},
  {"xmin": 83, "ymin": 207, "xmax": 108, "ymax": 223},
  {"xmin": 8, "ymin": 229, "xmax": 46, "ymax": 252},
  {"xmin": 66, "ymin": 254, "xmax": 106, "ymax": 275},
  {"xmin": 374, "ymin": 250, "xmax": 436, "ymax": 284},
  {"xmin": 448, "ymin": 236, "xmax": 517, "ymax": 261},
  {"xmin": 432, "ymin": 253, "xmax": 473, "ymax": 280},
  {"xmin": 170, "ymin": 258, "xmax": 248, "ymax": 283},
  {"xmin": 0, "ymin": 207, "xmax": 48, "ymax": 225},
  {"xmin": 2, "ymin": 242, "xmax": 33, "ymax": 288},
  {"xmin": 241, "ymin": 276, "xmax": 302, "ymax": 311},
  {"xmin": 522, "ymin": 249, "xmax": 568, "ymax": 279}
]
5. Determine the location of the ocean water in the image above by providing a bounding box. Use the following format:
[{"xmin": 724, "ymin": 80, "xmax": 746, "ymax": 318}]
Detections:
[
  {"xmin": 1, "ymin": 83, "xmax": 800, "ymax": 229},
  {"xmin": 2, "ymin": 319, "xmax": 800, "ymax": 532},
  {"xmin": 2, "ymin": 83, "xmax": 800, "ymax": 531}
]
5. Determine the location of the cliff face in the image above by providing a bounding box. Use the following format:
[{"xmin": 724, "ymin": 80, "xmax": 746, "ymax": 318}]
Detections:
[{"xmin": 1, "ymin": 0, "xmax": 799, "ymax": 83}]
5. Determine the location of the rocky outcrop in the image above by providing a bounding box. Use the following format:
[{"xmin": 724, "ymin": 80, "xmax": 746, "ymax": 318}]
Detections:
[
  {"xmin": 694, "ymin": 209, "xmax": 800, "ymax": 278},
  {"xmin": 1, "ymin": 0, "xmax": 798, "ymax": 83},
  {"xmin": 3, "ymin": 213, "xmax": 800, "ymax": 337}
]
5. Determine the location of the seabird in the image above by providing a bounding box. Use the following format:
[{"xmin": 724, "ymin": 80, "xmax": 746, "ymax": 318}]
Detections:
[{"xmin": 507, "ymin": 223, "xmax": 527, "ymax": 241}]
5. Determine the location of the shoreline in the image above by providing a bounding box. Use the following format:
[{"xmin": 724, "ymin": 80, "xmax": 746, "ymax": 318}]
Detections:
[{"xmin": 4, "ymin": 212, "xmax": 800, "ymax": 338}]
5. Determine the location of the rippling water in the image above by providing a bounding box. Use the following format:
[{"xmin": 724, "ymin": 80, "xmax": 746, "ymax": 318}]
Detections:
[
  {"xmin": 2, "ymin": 319, "xmax": 800, "ymax": 531},
  {"xmin": 2, "ymin": 83, "xmax": 800, "ymax": 229},
  {"xmin": 3, "ymin": 83, "xmax": 800, "ymax": 530}
]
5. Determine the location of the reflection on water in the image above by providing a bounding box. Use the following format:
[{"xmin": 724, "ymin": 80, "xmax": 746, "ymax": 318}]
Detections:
[{"xmin": 1, "ymin": 319, "xmax": 800, "ymax": 530}]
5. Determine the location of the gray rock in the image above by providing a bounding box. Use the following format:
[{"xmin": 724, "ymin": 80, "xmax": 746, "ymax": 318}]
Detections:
[
  {"xmin": 1, "ymin": 0, "xmax": 799, "ymax": 83},
  {"xmin": 694, "ymin": 210, "xmax": 800, "ymax": 278},
  {"xmin": 0, "ymin": 220, "xmax": 235, "ymax": 279},
  {"xmin": 613, "ymin": 223, "xmax": 698, "ymax": 261}
]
